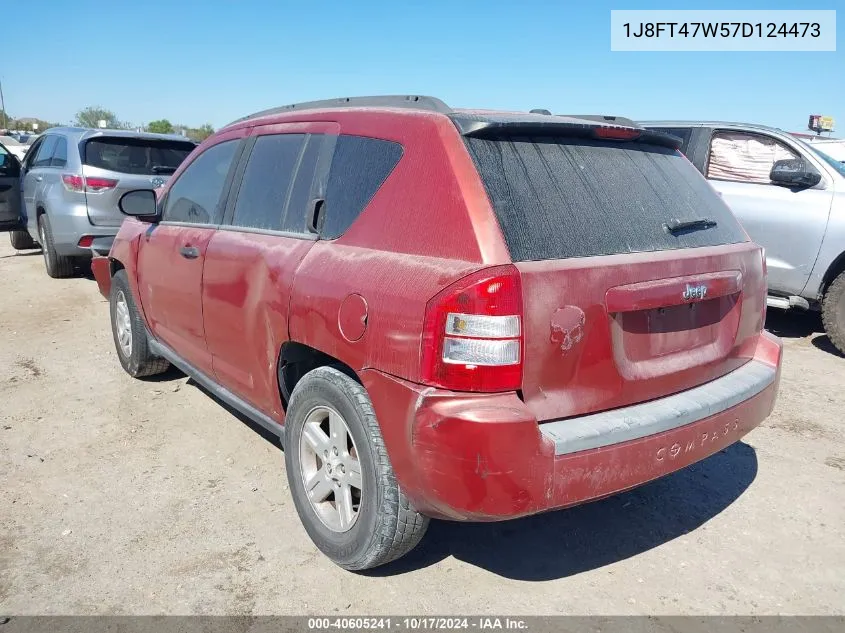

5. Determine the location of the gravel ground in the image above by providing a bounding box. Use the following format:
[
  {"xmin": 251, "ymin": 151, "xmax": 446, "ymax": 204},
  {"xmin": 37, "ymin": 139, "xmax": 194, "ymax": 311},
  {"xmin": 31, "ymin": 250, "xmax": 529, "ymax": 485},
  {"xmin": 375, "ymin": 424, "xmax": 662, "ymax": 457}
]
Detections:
[{"xmin": 1, "ymin": 238, "xmax": 843, "ymax": 615}]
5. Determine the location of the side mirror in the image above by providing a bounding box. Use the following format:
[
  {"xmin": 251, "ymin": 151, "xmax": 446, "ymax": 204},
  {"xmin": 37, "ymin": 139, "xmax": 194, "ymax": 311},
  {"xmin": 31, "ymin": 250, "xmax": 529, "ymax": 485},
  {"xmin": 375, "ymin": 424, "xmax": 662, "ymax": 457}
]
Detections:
[
  {"xmin": 0, "ymin": 153, "xmax": 20, "ymax": 177},
  {"xmin": 770, "ymin": 158, "xmax": 822, "ymax": 188},
  {"xmin": 119, "ymin": 189, "xmax": 160, "ymax": 222}
]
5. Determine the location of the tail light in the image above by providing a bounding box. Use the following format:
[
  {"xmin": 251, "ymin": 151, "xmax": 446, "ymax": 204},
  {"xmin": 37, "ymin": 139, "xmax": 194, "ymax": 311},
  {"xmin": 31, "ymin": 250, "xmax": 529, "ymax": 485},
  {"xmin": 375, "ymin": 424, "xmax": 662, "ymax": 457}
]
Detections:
[
  {"xmin": 61, "ymin": 174, "xmax": 84, "ymax": 192},
  {"xmin": 421, "ymin": 265, "xmax": 523, "ymax": 392},
  {"xmin": 61, "ymin": 174, "xmax": 118, "ymax": 193},
  {"xmin": 85, "ymin": 177, "xmax": 118, "ymax": 192},
  {"xmin": 593, "ymin": 126, "xmax": 641, "ymax": 141},
  {"xmin": 77, "ymin": 235, "xmax": 94, "ymax": 248}
]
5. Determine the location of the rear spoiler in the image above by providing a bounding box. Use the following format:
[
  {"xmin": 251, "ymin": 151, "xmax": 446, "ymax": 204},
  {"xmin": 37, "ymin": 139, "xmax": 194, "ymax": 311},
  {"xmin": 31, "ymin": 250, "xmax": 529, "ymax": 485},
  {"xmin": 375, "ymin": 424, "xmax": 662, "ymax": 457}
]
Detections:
[{"xmin": 451, "ymin": 114, "xmax": 682, "ymax": 150}]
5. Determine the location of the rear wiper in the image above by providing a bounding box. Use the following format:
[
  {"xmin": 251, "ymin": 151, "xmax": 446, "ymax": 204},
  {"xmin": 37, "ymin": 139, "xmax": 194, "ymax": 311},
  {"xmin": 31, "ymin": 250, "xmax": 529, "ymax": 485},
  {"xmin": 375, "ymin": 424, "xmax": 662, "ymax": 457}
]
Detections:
[
  {"xmin": 150, "ymin": 165, "xmax": 177, "ymax": 174},
  {"xmin": 664, "ymin": 217, "xmax": 718, "ymax": 233}
]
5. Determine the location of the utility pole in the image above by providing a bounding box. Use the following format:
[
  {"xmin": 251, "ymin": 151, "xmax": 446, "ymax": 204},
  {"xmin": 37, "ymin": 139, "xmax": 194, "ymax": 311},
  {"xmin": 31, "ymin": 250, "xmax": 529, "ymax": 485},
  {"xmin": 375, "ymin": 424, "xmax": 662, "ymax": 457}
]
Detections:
[{"xmin": 0, "ymin": 78, "xmax": 7, "ymax": 129}]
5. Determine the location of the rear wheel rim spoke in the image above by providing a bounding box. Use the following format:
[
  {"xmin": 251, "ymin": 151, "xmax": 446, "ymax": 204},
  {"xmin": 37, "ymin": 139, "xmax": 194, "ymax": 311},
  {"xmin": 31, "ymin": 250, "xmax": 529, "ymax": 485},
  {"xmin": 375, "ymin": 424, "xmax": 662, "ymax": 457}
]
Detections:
[{"xmin": 305, "ymin": 471, "xmax": 334, "ymax": 503}]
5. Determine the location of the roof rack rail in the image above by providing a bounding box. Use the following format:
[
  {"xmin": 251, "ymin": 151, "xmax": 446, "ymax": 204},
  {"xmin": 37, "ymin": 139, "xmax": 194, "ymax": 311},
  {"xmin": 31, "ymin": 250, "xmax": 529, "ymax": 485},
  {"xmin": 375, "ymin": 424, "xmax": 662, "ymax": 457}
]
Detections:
[
  {"xmin": 229, "ymin": 95, "xmax": 451, "ymax": 125},
  {"xmin": 562, "ymin": 114, "xmax": 640, "ymax": 128}
]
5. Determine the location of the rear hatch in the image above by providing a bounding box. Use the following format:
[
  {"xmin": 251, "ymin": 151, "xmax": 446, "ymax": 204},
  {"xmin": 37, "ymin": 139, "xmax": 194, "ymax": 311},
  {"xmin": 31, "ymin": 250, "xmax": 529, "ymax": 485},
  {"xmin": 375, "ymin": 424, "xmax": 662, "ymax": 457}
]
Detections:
[
  {"xmin": 459, "ymin": 116, "xmax": 766, "ymax": 421},
  {"xmin": 81, "ymin": 135, "xmax": 195, "ymax": 226}
]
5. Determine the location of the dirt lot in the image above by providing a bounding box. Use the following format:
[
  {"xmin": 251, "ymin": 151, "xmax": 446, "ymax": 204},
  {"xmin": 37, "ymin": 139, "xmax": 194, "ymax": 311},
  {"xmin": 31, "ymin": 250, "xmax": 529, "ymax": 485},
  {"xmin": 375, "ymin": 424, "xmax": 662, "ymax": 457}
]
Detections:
[{"xmin": 1, "ymin": 238, "xmax": 843, "ymax": 616}]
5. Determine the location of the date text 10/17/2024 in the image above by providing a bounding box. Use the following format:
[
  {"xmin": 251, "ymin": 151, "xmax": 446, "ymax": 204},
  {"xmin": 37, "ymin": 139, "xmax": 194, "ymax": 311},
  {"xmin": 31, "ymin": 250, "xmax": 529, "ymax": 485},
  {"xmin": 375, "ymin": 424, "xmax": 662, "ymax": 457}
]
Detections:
[{"xmin": 308, "ymin": 617, "xmax": 529, "ymax": 631}]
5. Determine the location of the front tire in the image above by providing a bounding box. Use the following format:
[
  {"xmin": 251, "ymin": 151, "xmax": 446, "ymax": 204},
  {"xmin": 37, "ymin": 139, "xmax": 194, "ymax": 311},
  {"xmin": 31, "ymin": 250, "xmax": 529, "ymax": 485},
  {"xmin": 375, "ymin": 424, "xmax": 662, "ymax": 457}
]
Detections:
[
  {"xmin": 10, "ymin": 230, "xmax": 37, "ymax": 250},
  {"xmin": 38, "ymin": 214, "xmax": 74, "ymax": 278},
  {"xmin": 822, "ymin": 271, "xmax": 845, "ymax": 355},
  {"xmin": 109, "ymin": 270, "xmax": 170, "ymax": 377},
  {"xmin": 285, "ymin": 366, "xmax": 429, "ymax": 570}
]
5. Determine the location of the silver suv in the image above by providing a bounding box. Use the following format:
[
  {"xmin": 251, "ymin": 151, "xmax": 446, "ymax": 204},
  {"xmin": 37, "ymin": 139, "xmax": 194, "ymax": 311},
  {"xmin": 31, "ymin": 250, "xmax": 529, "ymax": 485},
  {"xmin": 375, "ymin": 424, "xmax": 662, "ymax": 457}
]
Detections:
[
  {"xmin": 0, "ymin": 128, "xmax": 195, "ymax": 277},
  {"xmin": 641, "ymin": 121, "xmax": 845, "ymax": 355}
]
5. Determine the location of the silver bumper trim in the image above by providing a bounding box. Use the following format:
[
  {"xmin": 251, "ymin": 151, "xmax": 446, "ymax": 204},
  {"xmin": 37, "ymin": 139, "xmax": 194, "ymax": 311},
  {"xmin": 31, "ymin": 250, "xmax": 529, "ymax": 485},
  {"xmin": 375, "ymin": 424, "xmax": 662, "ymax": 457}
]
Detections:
[{"xmin": 540, "ymin": 360, "xmax": 776, "ymax": 456}]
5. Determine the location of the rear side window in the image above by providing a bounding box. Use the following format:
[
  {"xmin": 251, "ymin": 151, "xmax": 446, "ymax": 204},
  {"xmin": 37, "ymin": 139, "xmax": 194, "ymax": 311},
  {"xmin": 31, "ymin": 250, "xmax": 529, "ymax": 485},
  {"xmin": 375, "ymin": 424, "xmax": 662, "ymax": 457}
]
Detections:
[
  {"xmin": 322, "ymin": 136, "xmax": 402, "ymax": 239},
  {"xmin": 465, "ymin": 135, "xmax": 748, "ymax": 262},
  {"xmin": 231, "ymin": 134, "xmax": 306, "ymax": 232},
  {"xmin": 164, "ymin": 140, "xmax": 238, "ymax": 225},
  {"xmin": 51, "ymin": 137, "xmax": 67, "ymax": 167},
  {"xmin": 84, "ymin": 137, "xmax": 195, "ymax": 175}
]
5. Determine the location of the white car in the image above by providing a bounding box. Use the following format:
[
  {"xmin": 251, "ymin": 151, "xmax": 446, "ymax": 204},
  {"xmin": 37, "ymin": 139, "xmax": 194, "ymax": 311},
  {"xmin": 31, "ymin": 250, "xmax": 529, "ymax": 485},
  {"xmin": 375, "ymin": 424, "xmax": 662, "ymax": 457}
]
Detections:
[
  {"xmin": 794, "ymin": 135, "xmax": 845, "ymax": 163},
  {"xmin": 0, "ymin": 136, "xmax": 29, "ymax": 162}
]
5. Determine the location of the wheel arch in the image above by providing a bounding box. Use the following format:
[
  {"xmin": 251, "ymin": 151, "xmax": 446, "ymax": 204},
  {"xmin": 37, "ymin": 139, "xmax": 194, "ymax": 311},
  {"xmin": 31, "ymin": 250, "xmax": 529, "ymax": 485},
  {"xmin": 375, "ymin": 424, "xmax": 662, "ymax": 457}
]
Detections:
[
  {"xmin": 277, "ymin": 341, "xmax": 361, "ymax": 411},
  {"xmin": 109, "ymin": 257, "xmax": 125, "ymax": 277},
  {"xmin": 822, "ymin": 250, "xmax": 845, "ymax": 296}
]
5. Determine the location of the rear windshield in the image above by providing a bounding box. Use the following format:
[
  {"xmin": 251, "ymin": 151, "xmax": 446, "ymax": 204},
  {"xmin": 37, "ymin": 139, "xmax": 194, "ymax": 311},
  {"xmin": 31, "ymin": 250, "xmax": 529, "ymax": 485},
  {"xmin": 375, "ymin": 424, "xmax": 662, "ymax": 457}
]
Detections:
[
  {"xmin": 465, "ymin": 136, "xmax": 748, "ymax": 262},
  {"xmin": 83, "ymin": 137, "xmax": 195, "ymax": 175}
]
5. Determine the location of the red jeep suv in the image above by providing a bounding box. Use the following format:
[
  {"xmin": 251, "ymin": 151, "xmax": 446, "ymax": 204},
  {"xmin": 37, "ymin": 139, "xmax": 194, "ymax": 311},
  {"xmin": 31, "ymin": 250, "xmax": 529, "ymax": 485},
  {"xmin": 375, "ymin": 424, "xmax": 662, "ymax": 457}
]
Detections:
[{"xmin": 92, "ymin": 95, "xmax": 783, "ymax": 570}]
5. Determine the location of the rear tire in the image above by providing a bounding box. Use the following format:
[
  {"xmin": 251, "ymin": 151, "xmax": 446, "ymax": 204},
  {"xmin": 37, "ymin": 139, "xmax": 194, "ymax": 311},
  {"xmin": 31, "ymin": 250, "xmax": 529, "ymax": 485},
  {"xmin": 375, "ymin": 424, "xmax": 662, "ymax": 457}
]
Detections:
[
  {"xmin": 10, "ymin": 230, "xmax": 37, "ymax": 250},
  {"xmin": 284, "ymin": 366, "xmax": 429, "ymax": 570},
  {"xmin": 822, "ymin": 271, "xmax": 845, "ymax": 356},
  {"xmin": 109, "ymin": 269, "xmax": 170, "ymax": 377},
  {"xmin": 38, "ymin": 214, "xmax": 74, "ymax": 278}
]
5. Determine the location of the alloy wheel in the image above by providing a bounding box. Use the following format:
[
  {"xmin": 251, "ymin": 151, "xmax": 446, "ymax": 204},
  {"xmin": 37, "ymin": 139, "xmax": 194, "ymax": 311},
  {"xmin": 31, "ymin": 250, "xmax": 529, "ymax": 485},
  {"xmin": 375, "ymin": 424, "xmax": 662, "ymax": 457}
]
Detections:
[
  {"xmin": 114, "ymin": 291, "xmax": 133, "ymax": 358},
  {"xmin": 298, "ymin": 405, "xmax": 363, "ymax": 532}
]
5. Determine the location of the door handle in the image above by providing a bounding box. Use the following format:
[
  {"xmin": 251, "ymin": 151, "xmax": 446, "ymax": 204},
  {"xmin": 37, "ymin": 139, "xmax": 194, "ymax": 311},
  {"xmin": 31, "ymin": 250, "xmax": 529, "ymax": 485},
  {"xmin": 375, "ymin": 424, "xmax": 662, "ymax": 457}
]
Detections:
[
  {"xmin": 35, "ymin": 176, "xmax": 43, "ymax": 182},
  {"xmin": 179, "ymin": 246, "xmax": 200, "ymax": 259}
]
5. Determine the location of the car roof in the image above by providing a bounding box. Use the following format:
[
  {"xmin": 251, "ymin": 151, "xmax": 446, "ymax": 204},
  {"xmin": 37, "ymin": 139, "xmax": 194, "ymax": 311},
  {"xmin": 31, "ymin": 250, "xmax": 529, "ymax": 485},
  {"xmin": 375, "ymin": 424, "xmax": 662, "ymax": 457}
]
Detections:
[
  {"xmin": 222, "ymin": 95, "xmax": 638, "ymax": 129},
  {"xmin": 638, "ymin": 120, "xmax": 788, "ymax": 135},
  {"xmin": 41, "ymin": 126, "xmax": 195, "ymax": 143},
  {"xmin": 802, "ymin": 137, "xmax": 844, "ymax": 145}
]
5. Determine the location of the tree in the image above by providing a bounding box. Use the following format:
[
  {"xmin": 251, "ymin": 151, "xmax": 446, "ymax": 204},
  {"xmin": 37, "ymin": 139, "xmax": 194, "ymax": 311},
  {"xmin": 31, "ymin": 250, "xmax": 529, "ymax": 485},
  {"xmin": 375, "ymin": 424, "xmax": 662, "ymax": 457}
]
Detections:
[
  {"xmin": 185, "ymin": 123, "xmax": 214, "ymax": 142},
  {"xmin": 147, "ymin": 119, "xmax": 174, "ymax": 134},
  {"xmin": 75, "ymin": 106, "xmax": 123, "ymax": 129},
  {"xmin": 193, "ymin": 124, "xmax": 214, "ymax": 141}
]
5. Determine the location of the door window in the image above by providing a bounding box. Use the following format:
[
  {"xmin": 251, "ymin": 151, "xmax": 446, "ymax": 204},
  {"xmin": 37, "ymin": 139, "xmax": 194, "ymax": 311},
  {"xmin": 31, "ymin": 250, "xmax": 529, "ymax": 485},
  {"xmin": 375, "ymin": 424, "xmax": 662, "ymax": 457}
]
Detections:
[
  {"xmin": 231, "ymin": 134, "xmax": 306, "ymax": 232},
  {"xmin": 51, "ymin": 137, "xmax": 68, "ymax": 167},
  {"xmin": 32, "ymin": 136, "xmax": 58, "ymax": 168},
  {"xmin": 163, "ymin": 139, "xmax": 239, "ymax": 225},
  {"xmin": 22, "ymin": 137, "xmax": 44, "ymax": 170},
  {"xmin": 707, "ymin": 132, "xmax": 798, "ymax": 185}
]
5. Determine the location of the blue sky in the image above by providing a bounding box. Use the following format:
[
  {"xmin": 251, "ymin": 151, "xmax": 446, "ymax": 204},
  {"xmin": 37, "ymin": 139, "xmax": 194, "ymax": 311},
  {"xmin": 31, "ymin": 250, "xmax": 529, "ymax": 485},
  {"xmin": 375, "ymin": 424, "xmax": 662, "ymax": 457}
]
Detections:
[{"xmin": 2, "ymin": 0, "xmax": 841, "ymax": 133}]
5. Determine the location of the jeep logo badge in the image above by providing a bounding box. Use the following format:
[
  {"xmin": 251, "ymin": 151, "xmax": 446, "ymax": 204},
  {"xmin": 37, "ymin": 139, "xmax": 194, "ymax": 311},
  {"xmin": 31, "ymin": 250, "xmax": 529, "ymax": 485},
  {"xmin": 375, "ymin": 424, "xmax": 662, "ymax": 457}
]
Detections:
[{"xmin": 682, "ymin": 284, "xmax": 708, "ymax": 301}]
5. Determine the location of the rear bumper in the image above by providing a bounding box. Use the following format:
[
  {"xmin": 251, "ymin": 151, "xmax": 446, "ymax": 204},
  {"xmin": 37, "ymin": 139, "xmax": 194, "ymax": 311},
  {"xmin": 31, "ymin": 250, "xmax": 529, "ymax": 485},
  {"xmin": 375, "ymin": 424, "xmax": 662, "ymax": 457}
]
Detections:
[
  {"xmin": 362, "ymin": 331, "xmax": 782, "ymax": 521},
  {"xmin": 46, "ymin": 203, "xmax": 117, "ymax": 257}
]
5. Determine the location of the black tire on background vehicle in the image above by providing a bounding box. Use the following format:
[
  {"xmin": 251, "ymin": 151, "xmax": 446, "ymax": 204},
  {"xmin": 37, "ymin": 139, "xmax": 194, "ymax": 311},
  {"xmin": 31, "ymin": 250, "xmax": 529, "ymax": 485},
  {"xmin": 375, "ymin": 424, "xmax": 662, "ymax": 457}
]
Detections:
[
  {"xmin": 285, "ymin": 366, "xmax": 429, "ymax": 570},
  {"xmin": 38, "ymin": 214, "xmax": 74, "ymax": 278},
  {"xmin": 109, "ymin": 269, "xmax": 170, "ymax": 378},
  {"xmin": 9, "ymin": 230, "xmax": 38, "ymax": 250},
  {"xmin": 822, "ymin": 271, "xmax": 845, "ymax": 356}
]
